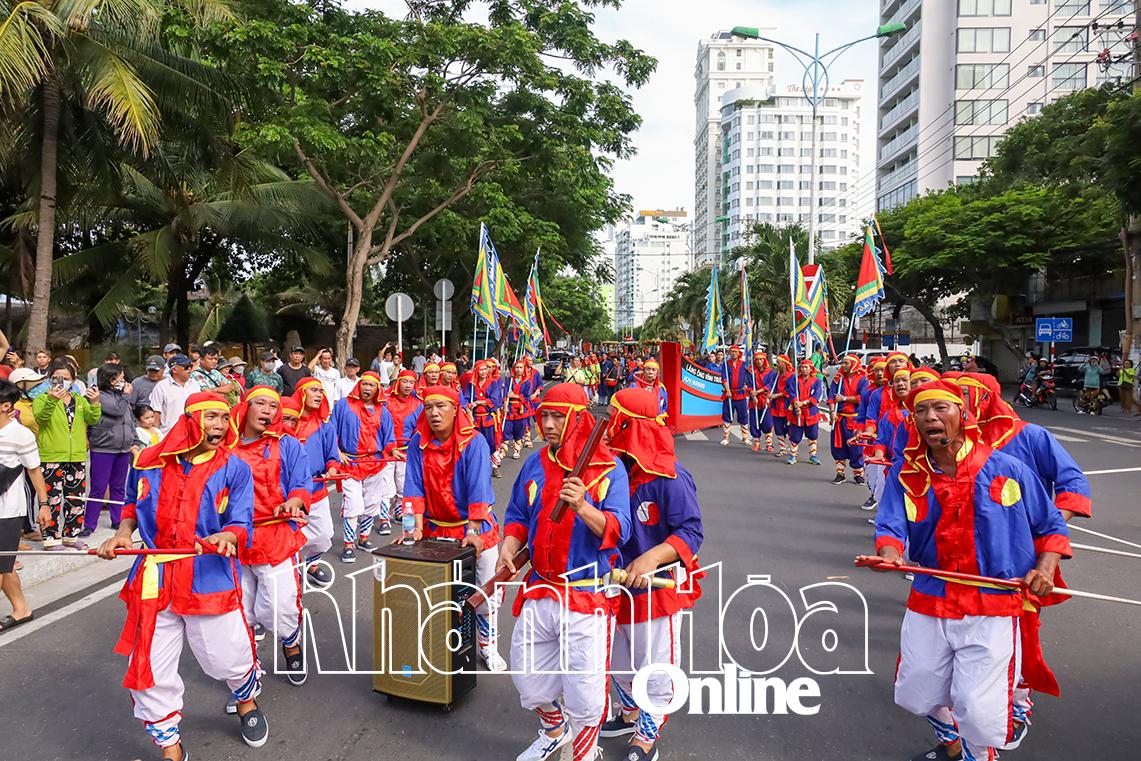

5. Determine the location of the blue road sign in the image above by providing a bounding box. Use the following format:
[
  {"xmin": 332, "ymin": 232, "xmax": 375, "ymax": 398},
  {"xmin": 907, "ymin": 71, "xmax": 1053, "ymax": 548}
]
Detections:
[{"xmin": 1036, "ymin": 317, "xmax": 1073, "ymax": 343}]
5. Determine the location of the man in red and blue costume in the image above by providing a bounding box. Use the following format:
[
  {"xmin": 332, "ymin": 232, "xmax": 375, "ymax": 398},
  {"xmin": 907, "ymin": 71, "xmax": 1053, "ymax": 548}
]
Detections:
[
  {"xmin": 401, "ymin": 385, "xmax": 504, "ymax": 671},
  {"xmin": 861, "ymin": 352, "xmax": 910, "ymax": 439},
  {"xmin": 463, "ymin": 360, "xmax": 505, "ymax": 478},
  {"xmin": 762, "ymin": 354, "xmax": 794, "ymax": 458},
  {"xmin": 866, "ymin": 368, "xmax": 912, "ymax": 499},
  {"xmin": 330, "ymin": 370, "xmax": 395, "ymax": 563},
  {"xmin": 439, "ymin": 361, "xmax": 461, "ymax": 391},
  {"xmin": 859, "ymin": 380, "xmax": 1070, "ymax": 761},
  {"xmin": 718, "ymin": 345, "xmax": 753, "ymax": 447},
  {"xmin": 503, "ymin": 360, "xmax": 536, "ymax": 460},
  {"xmin": 827, "ymin": 353, "xmax": 869, "ymax": 484},
  {"xmin": 499, "ymin": 383, "xmax": 631, "ymax": 761},
  {"xmin": 383, "ymin": 369, "xmax": 423, "ymax": 519},
  {"xmin": 522, "ymin": 355, "xmax": 545, "ymax": 449},
  {"xmin": 856, "ymin": 357, "xmax": 888, "ymax": 510},
  {"xmin": 230, "ymin": 386, "xmax": 312, "ymax": 686},
  {"xmin": 415, "ymin": 361, "xmax": 442, "ymax": 397},
  {"xmin": 631, "ymin": 358, "xmax": 668, "ymax": 417},
  {"xmin": 98, "ymin": 392, "xmax": 267, "ymax": 759},
  {"xmin": 290, "ymin": 378, "xmax": 340, "ymax": 588},
  {"xmin": 747, "ymin": 350, "xmax": 773, "ymax": 453},
  {"xmin": 600, "ymin": 388, "xmax": 703, "ymax": 761},
  {"xmin": 784, "ymin": 358, "xmax": 823, "ymax": 466}
]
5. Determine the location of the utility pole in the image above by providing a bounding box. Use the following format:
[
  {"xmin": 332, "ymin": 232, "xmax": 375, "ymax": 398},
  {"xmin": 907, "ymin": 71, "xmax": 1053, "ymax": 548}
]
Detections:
[{"xmin": 1124, "ymin": 4, "xmax": 1140, "ymax": 363}]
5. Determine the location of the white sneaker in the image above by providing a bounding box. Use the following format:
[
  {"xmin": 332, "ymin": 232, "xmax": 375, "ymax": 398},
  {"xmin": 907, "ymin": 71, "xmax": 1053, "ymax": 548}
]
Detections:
[
  {"xmin": 480, "ymin": 646, "xmax": 507, "ymax": 672},
  {"xmin": 719, "ymin": 437, "xmax": 729, "ymax": 446},
  {"xmin": 517, "ymin": 728, "xmax": 572, "ymax": 761}
]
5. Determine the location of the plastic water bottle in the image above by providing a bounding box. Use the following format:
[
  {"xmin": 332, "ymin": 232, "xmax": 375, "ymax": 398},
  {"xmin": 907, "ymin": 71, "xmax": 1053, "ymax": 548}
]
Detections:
[{"xmin": 402, "ymin": 513, "xmax": 416, "ymax": 545}]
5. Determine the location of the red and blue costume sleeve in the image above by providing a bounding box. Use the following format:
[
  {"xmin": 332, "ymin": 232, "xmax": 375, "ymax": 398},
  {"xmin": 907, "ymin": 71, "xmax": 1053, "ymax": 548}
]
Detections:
[
  {"xmin": 855, "ymin": 385, "xmax": 876, "ymax": 429},
  {"xmin": 403, "ymin": 432, "xmax": 497, "ymax": 547},
  {"xmin": 784, "ymin": 375, "xmax": 822, "ymax": 423},
  {"xmin": 862, "ymin": 387, "xmax": 886, "ymax": 436},
  {"xmin": 503, "ymin": 454, "xmax": 632, "ymax": 615},
  {"xmin": 618, "ymin": 463, "xmax": 704, "ymax": 624},
  {"xmin": 299, "ymin": 422, "xmax": 340, "ymax": 500},
  {"xmin": 1002, "ymin": 423, "xmax": 1092, "ymax": 518},
  {"xmin": 725, "ymin": 361, "xmax": 754, "ymax": 399},
  {"xmin": 236, "ymin": 436, "xmax": 312, "ymax": 566},
  {"xmin": 331, "ymin": 397, "xmax": 396, "ymax": 475}
]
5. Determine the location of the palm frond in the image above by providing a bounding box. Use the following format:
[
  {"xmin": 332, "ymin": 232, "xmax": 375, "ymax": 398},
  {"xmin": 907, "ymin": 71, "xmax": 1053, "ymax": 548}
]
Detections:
[
  {"xmin": 88, "ymin": 262, "xmax": 142, "ymax": 326},
  {"xmin": 52, "ymin": 239, "xmax": 129, "ymax": 283},
  {"xmin": 55, "ymin": 0, "xmax": 160, "ymax": 39},
  {"xmin": 0, "ymin": 1, "xmax": 61, "ymax": 101},
  {"xmin": 129, "ymin": 225, "xmax": 179, "ymax": 279},
  {"xmin": 80, "ymin": 44, "xmax": 160, "ymax": 155}
]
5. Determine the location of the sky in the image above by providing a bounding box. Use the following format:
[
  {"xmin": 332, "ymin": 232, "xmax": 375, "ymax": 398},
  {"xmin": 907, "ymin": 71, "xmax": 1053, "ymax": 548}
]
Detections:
[{"xmin": 354, "ymin": 0, "xmax": 882, "ymax": 217}]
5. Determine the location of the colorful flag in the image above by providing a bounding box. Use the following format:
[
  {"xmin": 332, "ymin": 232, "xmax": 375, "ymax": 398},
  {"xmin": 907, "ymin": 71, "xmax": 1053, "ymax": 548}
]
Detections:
[
  {"xmin": 702, "ymin": 264, "xmax": 723, "ymax": 354},
  {"xmin": 523, "ymin": 250, "xmax": 546, "ymax": 351},
  {"xmin": 799, "ymin": 263, "xmax": 829, "ymax": 352},
  {"xmin": 739, "ymin": 259, "xmax": 753, "ymax": 352},
  {"xmin": 487, "ymin": 238, "xmax": 528, "ymax": 335},
  {"xmin": 853, "ymin": 225, "xmax": 886, "ymax": 318},
  {"xmin": 471, "ymin": 223, "xmax": 499, "ymax": 337}
]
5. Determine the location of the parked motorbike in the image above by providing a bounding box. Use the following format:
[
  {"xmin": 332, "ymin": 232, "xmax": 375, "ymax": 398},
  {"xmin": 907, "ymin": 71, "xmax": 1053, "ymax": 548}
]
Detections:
[
  {"xmin": 1015, "ymin": 373, "xmax": 1057, "ymax": 410},
  {"xmin": 1071, "ymin": 378, "xmax": 1110, "ymax": 415}
]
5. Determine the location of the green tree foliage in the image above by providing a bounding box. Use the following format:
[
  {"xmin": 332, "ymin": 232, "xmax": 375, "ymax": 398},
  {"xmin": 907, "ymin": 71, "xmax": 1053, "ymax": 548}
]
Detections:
[{"xmin": 541, "ymin": 274, "xmax": 611, "ymax": 344}]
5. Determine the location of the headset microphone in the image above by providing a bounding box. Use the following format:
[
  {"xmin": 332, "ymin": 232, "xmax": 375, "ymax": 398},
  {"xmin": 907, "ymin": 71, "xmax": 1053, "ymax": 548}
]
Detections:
[{"xmin": 939, "ymin": 437, "xmax": 951, "ymax": 446}]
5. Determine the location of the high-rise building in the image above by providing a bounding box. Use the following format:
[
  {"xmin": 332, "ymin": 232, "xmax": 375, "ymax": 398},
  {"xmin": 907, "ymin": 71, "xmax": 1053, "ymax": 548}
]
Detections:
[
  {"xmin": 876, "ymin": 0, "xmax": 1135, "ymax": 211},
  {"xmin": 719, "ymin": 80, "xmax": 865, "ymax": 256},
  {"xmin": 694, "ymin": 30, "xmax": 777, "ymax": 268},
  {"xmin": 614, "ymin": 210, "xmax": 692, "ymax": 331}
]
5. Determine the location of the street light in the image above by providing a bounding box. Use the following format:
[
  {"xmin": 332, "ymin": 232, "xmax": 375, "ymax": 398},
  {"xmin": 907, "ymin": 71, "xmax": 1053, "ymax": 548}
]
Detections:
[{"xmin": 730, "ymin": 23, "xmax": 907, "ymax": 263}]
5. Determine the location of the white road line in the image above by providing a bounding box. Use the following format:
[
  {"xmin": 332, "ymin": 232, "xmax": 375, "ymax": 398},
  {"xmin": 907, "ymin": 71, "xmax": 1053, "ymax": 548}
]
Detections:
[
  {"xmin": 1050, "ymin": 433, "xmax": 1089, "ymax": 443},
  {"xmin": 1049, "ymin": 427, "xmax": 1141, "ymax": 447},
  {"xmin": 0, "ymin": 579, "xmax": 122, "ymax": 648},
  {"xmin": 1083, "ymin": 467, "xmax": 1141, "ymax": 475},
  {"xmin": 683, "ymin": 430, "xmax": 709, "ymax": 441}
]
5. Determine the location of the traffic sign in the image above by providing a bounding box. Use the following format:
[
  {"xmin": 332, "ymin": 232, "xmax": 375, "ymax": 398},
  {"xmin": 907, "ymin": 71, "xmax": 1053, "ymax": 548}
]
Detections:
[
  {"xmin": 433, "ymin": 278, "xmax": 455, "ymax": 302},
  {"xmin": 385, "ymin": 292, "xmax": 414, "ymax": 353},
  {"xmin": 1035, "ymin": 317, "xmax": 1073, "ymax": 344}
]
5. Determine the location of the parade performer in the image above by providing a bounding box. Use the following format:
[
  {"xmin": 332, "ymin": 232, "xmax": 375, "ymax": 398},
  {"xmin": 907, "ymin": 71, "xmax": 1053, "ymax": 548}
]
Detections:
[
  {"xmin": 747, "ymin": 350, "xmax": 772, "ymax": 453},
  {"xmin": 858, "ymin": 379, "xmax": 1070, "ymax": 761},
  {"xmin": 503, "ymin": 360, "xmax": 536, "ymax": 460},
  {"xmin": 761, "ymin": 355, "xmax": 794, "ymax": 457},
  {"xmin": 499, "ymin": 383, "xmax": 632, "ymax": 761},
  {"xmin": 867, "ymin": 368, "xmax": 912, "ymax": 484},
  {"xmin": 230, "ymin": 386, "xmax": 312, "ymax": 685},
  {"xmin": 98, "ymin": 392, "xmax": 268, "ymax": 758},
  {"xmin": 440, "ymin": 362, "xmax": 461, "ymax": 391},
  {"xmin": 463, "ymin": 360, "xmax": 505, "ymax": 478},
  {"xmin": 291, "ymin": 378, "xmax": 340, "ymax": 587},
  {"xmin": 861, "ymin": 352, "xmax": 910, "ymax": 439},
  {"xmin": 719, "ymin": 345, "xmax": 754, "ymax": 447},
  {"xmin": 330, "ymin": 370, "xmax": 395, "ymax": 563},
  {"xmin": 632, "ymin": 358, "xmax": 668, "ymax": 416},
  {"xmin": 856, "ymin": 357, "xmax": 888, "ymax": 510},
  {"xmin": 827, "ymin": 353, "xmax": 869, "ymax": 484},
  {"xmin": 522, "ymin": 355, "xmax": 545, "ymax": 448},
  {"xmin": 401, "ymin": 385, "xmax": 506, "ymax": 671},
  {"xmin": 279, "ymin": 396, "xmax": 301, "ymax": 435},
  {"xmin": 383, "ymin": 369, "xmax": 423, "ymax": 518},
  {"xmin": 784, "ymin": 358, "xmax": 823, "ymax": 465},
  {"xmin": 600, "ymin": 388, "xmax": 703, "ymax": 761},
  {"xmin": 416, "ymin": 362, "xmax": 442, "ymax": 396}
]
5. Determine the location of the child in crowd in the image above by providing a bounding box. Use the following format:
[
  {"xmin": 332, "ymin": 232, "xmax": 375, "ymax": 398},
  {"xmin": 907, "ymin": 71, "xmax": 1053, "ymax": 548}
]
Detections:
[{"xmin": 132, "ymin": 404, "xmax": 161, "ymax": 454}]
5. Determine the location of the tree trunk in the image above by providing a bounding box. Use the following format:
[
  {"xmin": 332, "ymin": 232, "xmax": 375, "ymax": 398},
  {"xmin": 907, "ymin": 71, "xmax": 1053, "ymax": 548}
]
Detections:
[
  {"xmin": 176, "ymin": 283, "xmax": 190, "ymax": 350},
  {"xmin": 27, "ymin": 77, "xmax": 61, "ymax": 352},
  {"xmin": 1123, "ymin": 223, "xmax": 1137, "ymax": 360},
  {"xmin": 335, "ymin": 232, "xmax": 375, "ymax": 364}
]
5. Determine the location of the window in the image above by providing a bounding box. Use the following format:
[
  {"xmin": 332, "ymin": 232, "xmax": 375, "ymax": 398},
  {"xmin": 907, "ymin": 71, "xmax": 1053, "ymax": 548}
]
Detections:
[
  {"xmin": 735, "ymin": 62, "xmax": 742, "ymax": 70},
  {"xmin": 761, "ymin": 131, "xmax": 774, "ymax": 139},
  {"xmin": 955, "ymin": 99, "xmax": 1008, "ymax": 125},
  {"xmin": 955, "ymin": 176, "xmax": 978, "ymax": 185},
  {"xmin": 956, "ymin": 63, "xmax": 1009, "ymax": 89},
  {"xmin": 780, "ymin": 131, "xmax": 795, "ymax": 140},
  {"xmin": 1027, "ymin": 64, "xmax": 1044, "ymax": 77},
  {"xmin": 717, "ymin": 81, "xmax": 725, "ymax": 89},
  {"xmin": 1053, "ymin": 26, "xmax": 1087, "ymax": 54},
  {"xmin": 958, "ymin": 0, "xmax": 1011, "ymax": 15},
  {"xmin": 736, "ymin": 48, "xmax": 742, "ymax": 57},
  {"xmin": 716, "ymin": 52, "xmax": 726, "ymax": 71},
  {"xmin": 747, "ymin": 116, "xmax": 755, "ymax": 125},
  {"xmin": 1052, "ymin": 62, "xmax": 1087, "ymax": 90},
  {"xmin": 758, "ymin": 180, "xmax": 773, "ymax": 189},
  {"xmin": 778, "ymin": 147, "xmax": 796, "ymax": 157},
  {"xmin": 799, "ymin": 181, "xmax": 810, "ymax": 190},
  {"xmin": 778, "ymin": 180, "xmax": 794, "ymax": 189},
  {"xmin": 953, "ymin": 135, "xmax": 1002, "ymax": 160},
  {"xmin": 1056, "ymin": 0, "xmax": 1089, "ymax": 12},
  {"xmin": 1026, "ymin": 102, "xmax": 1043, "ymax": 115},
  {"xmin": 1028, "ymin": 29, "xmax": 1045, "ymax": 41},
  {"xmin": 760, "ymin": 147, "xmax": 774, "ymax": 156},
  {"xmin": 957, "ymin": 27, "xmax": 1011, "ymax": 53},
  {"xmin": 759, "ymin": 164, "xmax": 776, "ymax": 172}
]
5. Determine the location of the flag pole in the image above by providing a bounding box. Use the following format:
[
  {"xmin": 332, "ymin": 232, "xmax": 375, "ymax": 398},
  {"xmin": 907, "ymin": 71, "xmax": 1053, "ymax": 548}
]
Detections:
[
  {"xmin": 789, "ymin": 239, "xmax": 802, "ymax": 427},
  {"xmin": 843, "ymin": 301, "xmax": 858, "ymax": 355}
]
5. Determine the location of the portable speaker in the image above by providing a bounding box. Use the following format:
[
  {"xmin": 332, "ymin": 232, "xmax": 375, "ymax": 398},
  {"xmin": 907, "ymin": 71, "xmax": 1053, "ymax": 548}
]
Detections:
[{"xmin": 371, "ymin": 539, "xmax": 477, "ymax": 708}]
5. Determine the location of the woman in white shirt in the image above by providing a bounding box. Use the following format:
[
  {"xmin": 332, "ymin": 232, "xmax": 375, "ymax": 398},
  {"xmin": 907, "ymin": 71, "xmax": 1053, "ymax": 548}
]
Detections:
[{"xmin": 308, "ymin": 348, "xmax": 343, "ymax": 402}]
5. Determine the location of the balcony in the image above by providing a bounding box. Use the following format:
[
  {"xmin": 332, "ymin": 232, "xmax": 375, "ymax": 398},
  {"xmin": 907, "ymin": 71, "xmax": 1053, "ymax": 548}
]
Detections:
[
  {"xmin": 877, "ymin": 158, "xmax": 917, "ymax": 191},
  {"xmin": 883, "ymin": 0, "xmax": 920, "ymax": 32},
  {"xmin": 879, "ymin": 123, "xmax": 918, "ymax": 162},
  {"xmin": 881, "ymin": 55, "xmax": 920, "ymax": 101},
  {"xmin": 881, "ymin": 23, "xmax": 920, "ymax": 71},
  {"xmin": 879, "ymin": 88, "xmax": 919, "ymax": 133}
]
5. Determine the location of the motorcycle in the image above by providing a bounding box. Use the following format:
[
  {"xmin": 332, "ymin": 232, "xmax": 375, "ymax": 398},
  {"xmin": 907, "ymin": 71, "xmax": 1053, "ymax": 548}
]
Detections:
[
  {"xmin": 1071, "ymin": 378, "xmax": 1110, "ymax": 415},
  {"xmin": 1015, "ymin": 373, "xmax": 1057, "ymax": 410}
]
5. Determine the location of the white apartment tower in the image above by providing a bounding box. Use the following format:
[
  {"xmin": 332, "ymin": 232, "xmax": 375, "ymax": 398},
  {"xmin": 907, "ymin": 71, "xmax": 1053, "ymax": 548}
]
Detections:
[
  {"xmin": 877, "ymin": 0, "xmax": 1136, "ymax": 211},
  {"xmin": 694, "ymin": 30, "xmax": 777, "ymax": 268},
  {"xmin": 719, "ymin": 80, "xmax": 865, "ymax": 255},
  {"xmin": 614, "ymin": 210, "xmax": 692, "ymax": 331}
]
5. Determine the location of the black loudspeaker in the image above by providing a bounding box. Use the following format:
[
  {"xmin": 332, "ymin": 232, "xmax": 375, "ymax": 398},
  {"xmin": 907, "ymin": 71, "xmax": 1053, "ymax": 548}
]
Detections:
[{"xmin": 371, "ymin": 539, "xmax": 477, "ymax": 708}]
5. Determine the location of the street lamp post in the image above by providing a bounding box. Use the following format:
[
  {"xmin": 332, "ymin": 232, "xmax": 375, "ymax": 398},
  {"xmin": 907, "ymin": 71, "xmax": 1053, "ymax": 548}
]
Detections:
[{"xmin": 731, "ymin": 23, "xmax": 906, "ymax": 263}]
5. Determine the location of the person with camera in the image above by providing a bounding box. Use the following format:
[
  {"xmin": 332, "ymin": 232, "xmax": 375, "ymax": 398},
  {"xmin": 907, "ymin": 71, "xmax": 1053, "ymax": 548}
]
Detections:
[{"xmin": 33, "ymin": 359, "xmax": 102, "ymax": 550}]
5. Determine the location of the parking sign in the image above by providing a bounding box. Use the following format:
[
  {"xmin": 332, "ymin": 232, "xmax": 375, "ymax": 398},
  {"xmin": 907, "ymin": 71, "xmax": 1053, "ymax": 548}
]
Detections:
[{"xmin": 1035, "ymin": 317, "xmax": 1073, "ymax": 344}]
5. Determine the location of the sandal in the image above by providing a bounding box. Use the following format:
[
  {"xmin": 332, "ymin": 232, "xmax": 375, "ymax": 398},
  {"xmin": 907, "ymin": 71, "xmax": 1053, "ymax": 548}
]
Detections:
[{"xmin": 0, "ymin": 613, "xmax": 34, "ymax": 632}]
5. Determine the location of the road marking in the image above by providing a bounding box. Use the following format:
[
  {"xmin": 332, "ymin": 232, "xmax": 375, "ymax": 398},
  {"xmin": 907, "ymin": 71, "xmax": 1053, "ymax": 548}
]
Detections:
[
  {"xmin": 1049, "ymin": 427, "xmax": 1140, "ymax": 447},
  {"xmin": 683, "ymin": 430, "xmax": 708, "ymax": 441},
  {"xmin": 1051, "ymin": 433, "xmax": 1088, "ymax": 443},
  {"xmin": 0, "ymin": 579, "xmax": 121, "ymax": 649},
  {"xmin": 1083, "ymin": 467, "xmax": 1141, "ymax": 475}
]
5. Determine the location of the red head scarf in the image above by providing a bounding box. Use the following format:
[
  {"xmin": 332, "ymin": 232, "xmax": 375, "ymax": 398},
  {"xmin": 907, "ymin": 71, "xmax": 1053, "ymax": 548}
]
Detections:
[
  {"xmin": 231, "ymin": 385, "xmax": 284, "ymax": 439},
  {"xmin": 607, "ymin": 387, "xmax": 675, "ymax": 492},
  {"xmin": 394, "ymin": 368, "xmax": 417, "ymax": 391},
  {"xmin": 415, "ymin": 385, "xmax": 477, "ymax": 458},
  {"xmin": 898, "ymin": 380, "xmax": 981, "ymax": 500},
  {"xmin": 280, "ymin": 396, "xmax": 302, "ymax": 419},
  {"xmin": 840, "ymin": 353, "xmax": 863, "ymax": 375},
  {"xmin": 776, "ymin": 354, "xmax": 792, "ymax": 371},
  {"xmin": 537, "ymin": 383, "xmax": 614, "ymax": 489},
  {"xmin": 911, "ymin": 366, "xmax": 939, "ymax": 385},
  {"xmin": 292, "ymin": 377, "xmax": 331, "ymax": 422},
  {"xmin": 349, "ymin": 370, "xmax": 385, "ymax": 403},
  {"xmin": 952, "ymin": 372, "xmax": 1022, "ymax": 449},
  {"xmin": 135, "ymin": 392, "xmax": 237, "ymax": 468}
]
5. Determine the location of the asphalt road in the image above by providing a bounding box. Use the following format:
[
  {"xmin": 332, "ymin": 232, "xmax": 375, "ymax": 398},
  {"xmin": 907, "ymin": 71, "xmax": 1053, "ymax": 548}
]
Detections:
[{"xmin": 1, "ymin": 404, "xmax": 1138, "ymax": 761}]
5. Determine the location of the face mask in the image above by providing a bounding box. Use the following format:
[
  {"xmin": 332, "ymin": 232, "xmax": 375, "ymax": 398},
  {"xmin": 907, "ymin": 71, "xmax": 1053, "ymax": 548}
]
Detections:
[{"xmin": 112, "ymin": 379, "xmax": 125, "ymax": 391}]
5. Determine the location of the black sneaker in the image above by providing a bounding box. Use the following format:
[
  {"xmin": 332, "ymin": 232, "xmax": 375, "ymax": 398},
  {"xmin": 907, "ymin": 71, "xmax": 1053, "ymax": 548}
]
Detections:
[
  {"xmin": 376, "ymin": 521, "xmax": 392, "ymax": 536},
  {"xmin": 283, "ymin": 645, "xmax": 306, "ymax": 686},
  {"xmin": 999, "ymin": 720, "xmax": 1029, "ymax": 751},
  {"xmin": 831, "ymin": 472, "xmax": 846, "ymax": 485},
  {"xmin": 860, "ymin": 497, "xmax": 878, "ymax": 511},
  {"xmin": 909, "ymin": 743, "xmax": 962, "ymax": 761},
  {"xmin": 853, "ymin": 475, "xmax": 866, "ymax": 485},
  {"xmin": 306, "ymin": 563, "xmax": 333, "ymax": 589},
  {"xmin": 238, "ymin": 705, "xmax": 269, "ymax": 748},
  {"xmin": 622, "ymin": 746, "xmax": 658, "ymax": 761},
  {"xmin": 492, "ymin": 467, "xmax": 501, "ymax": 478},
  {"xmin": 357, "ymin": 537, "xmax": 378, "ymax": 551},
  {"xmin": 252, "ymin": 624, "xmax": 266, "ymax": 642},
  {"xmin": 599, "ymin": 714, "xmax": 636, "ymax": 738},
  {"xmin": 340, "ymin": 545, "xmax": 356, "ymax": 564}
]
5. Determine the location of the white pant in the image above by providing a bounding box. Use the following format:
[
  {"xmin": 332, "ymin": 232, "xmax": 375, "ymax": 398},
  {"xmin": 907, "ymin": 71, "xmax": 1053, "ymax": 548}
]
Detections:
[
  {"xmin": 240, "ymin": 557, "xmax": 303, "ymax": 646},
  {"xmin": 130, "ymin": 607, "xmax": 259, "ymax": 748},
  {"xmin": 866, "ymin": 462, "xmax": 886, "ymax": 502},
  {"xmin": 341, "ymin": 470, "xmax": 391, "ymax": 520},
  {"xmin": 301, "ymin": 496, "xmax": 333, "ymax": 558},
  {"xmin": 611, "ymin": 614, "xmax": 681, "ymax": 743},
  {"xmin": 510, "ymin": 597, "xmax": 610, "ymax": 733},
  {"xmin": 378, "ymin": 460, "xmax": 407, "ymax": 508},
  {"xmin": 895, "ymin": 610, "xmax": 1021, "ymax": 752}
]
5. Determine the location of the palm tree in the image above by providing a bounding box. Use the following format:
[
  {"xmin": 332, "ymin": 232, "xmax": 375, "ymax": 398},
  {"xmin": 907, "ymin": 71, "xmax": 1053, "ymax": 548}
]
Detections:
[{"xmin": 0, "ymin": 0, "xmax": 232, "ymax": 351}]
